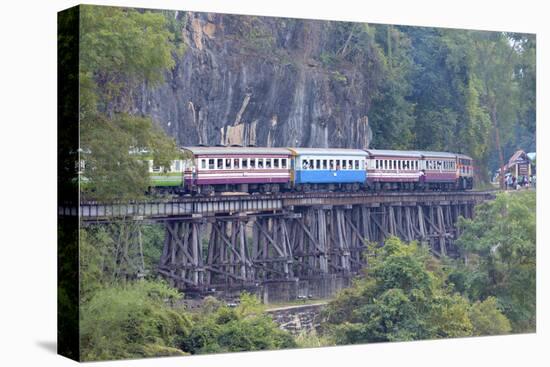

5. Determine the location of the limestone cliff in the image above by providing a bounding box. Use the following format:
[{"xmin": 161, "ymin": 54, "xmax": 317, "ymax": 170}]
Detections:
[{"xmin": 136, "ymin": 12, "xmax": 375, "ymax": 149}]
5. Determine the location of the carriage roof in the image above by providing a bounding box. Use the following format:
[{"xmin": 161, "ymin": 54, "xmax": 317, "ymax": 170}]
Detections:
[
  {"xmin": 364, "ymin": 149, "xmax": 424, "ymax": 158},
  {"xmin": 288, "ymin": 148, "xmax": 368, "ymax": 156},
  {"xmin": 418, "ymin": 151, "xmax": 458, "ymax": 159},
  {"xmin": 182, "ymin": 146, "xmax": 292, "ymax": 155}
]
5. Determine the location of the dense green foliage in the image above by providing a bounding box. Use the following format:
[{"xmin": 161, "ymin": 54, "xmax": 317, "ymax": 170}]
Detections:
[
  {"xmin": 79, "ymin": 6, "xmax": 183, "ymax": 201},
  {"xmin": 80, "ymin": 280, "xmax": 191, "ymax": 361},
  {"xmin": 320, "ymin": 23, "xmax": 535, "ymax": 181},
  {"xmin": 453, "ymin": 191, "xmax": 536, "ymax": 331},
  {"xmin": 469, "ymin": 297, "xmax": 512, "ymax": 336},
  {"xmin": 322, "ymin": 237, "xmax": 513, "ymax": 344},
  {"xmin": 180, "ymin": 294, "xmax": 296, "ymax": 354}
]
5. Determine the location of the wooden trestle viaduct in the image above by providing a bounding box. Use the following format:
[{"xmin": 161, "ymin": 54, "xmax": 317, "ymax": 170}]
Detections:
[{"xmin": 64, "ymin": 191, "xmax": 495, "ymax": 301}]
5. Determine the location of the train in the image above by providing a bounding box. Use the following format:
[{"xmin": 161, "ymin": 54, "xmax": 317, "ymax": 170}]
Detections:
[{"xmin": 147, "ymin": 146, "xmax": 474, "ymax": 195}]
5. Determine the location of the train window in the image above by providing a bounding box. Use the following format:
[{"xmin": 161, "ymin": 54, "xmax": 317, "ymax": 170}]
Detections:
[
  {"xmin": 354, "ymin": 160, "xmax": 359, "ymax": 170},
  {"xmin": 309, "ymin": 159, "xmax": 314, "ymax": 169},
  {"xmin": 225, "ymin": 158, "xmax": 232, "ymax": 169},
  {"xmin": 328, "ymin": 160, "xmax": 334, "ymax": 170},
  {"xmin": 242, "ymin": 158, "xmax": 248, "ymax": 169},
  {"xmin": 216, "ymin": 159, "xmax": 223, "ymax": 169},
  {"xmin": 266, "ymin": 159, "xmax": 272, "ymax": 169},
  {"xmin": 398, "ymin": 161, "xmax": 401, "ymax": 170},
  {"xmin": 258, "ymin": 158, "xmax": 264, "ymax": 168},
  {"xmin": 335, "ymin": 160, "xmax": 340, "ymax": 170},
  {"xmin": 273, "ymin": 158, "xmax": 279, "ymax": 168},
  {"xmin": 322, "ymin": 160, "xmax": 328, "ymax": 169},
  {"xmin": 282, "ymin": 159, "xmax": 287, "ymax": 168},
  {"xmin": 348, "ymin": 160, "xmax": 353, "ymax": 169},
  {"xmin": 361, "ymin": 160, "xmax": 365, "ymax": 170},
  {"xmin": 375, "ymin": 160, "xmax": 378, "ymax": 169},
  {"xmin": 208, "ymin": 159, "xmax": 215, "ymax": 169},
  {"xmin": 233, "ymin": 158, "xmax": 239, "ymax": 169},
  {"xmin": 201, "ymin": 159, "xmax": 207, "ymax": 169},
  {"xmin": 343, "ymin": 160, "xmax": 348, "ymax": 169},
  {"xmin": 250, "ymin": 159, "xmax": 256, "ymax": 168},
  {"xmin": 415, "ymin": 161, "xmax": 418, "ymax": 170},
  {"xmin": 315, "ymin": 159, "xmax": 320, "ymax": 169}
]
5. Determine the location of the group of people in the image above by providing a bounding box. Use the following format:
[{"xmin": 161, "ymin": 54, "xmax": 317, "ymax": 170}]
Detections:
[{"xmin": 505, "ymin": 174, "xmax": 536, "ymax": 190}]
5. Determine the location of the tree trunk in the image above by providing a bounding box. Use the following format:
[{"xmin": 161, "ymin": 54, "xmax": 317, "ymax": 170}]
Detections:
[{"xmin": 490, "ymin": 99, "xmax": 506, "ymax": 189}]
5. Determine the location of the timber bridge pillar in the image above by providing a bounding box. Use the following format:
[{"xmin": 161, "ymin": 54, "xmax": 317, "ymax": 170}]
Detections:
[{"xmin": 72, "ymin": 191, "xmax": 493, "ymax": 302}]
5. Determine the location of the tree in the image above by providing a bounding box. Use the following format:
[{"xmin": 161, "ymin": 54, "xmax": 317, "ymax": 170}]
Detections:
[
  {"xmin": 80, "ymin": 280, "xmax": 191, "ymax": 361},
  {"xmin": 79, "ymin": 5, "xmax": 183, "ymax": 201},
  {"xmin": 455, "ymin": 191, "xmax": 536, "ymax": 332},
  {"xmin": 368, "ymin": 25, "xmax": 416, "ymax": 150},
  {"xmin": 180, "ymin": 293, "xmax": 296, "ymax": 354},
  {"xmin": 469, "ymin": 297, "xmax": 512, "ymax": 336},
  {"xmin": 322, "ymin": 238, "xmax": 478, "ymax": 344}
]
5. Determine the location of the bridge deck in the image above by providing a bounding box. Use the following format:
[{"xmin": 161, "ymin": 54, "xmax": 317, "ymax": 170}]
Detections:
[{"xmin": 60, "ymin": 191, "xmax": 496, "ymax": 221}]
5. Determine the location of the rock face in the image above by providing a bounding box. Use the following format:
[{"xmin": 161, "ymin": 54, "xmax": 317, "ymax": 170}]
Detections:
[
  {"xmin": 137, "ymin": 12, "xmax": 374, "ymax": 149},
  {"xmin": 266, "ymin": 303, "xmax": 327, "ymax": 335}
]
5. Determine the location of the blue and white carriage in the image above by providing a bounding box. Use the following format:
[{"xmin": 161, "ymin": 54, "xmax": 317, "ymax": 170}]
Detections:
[{"xmin": 288, "ymin": 148, "xmax": 368, "ymax": 190}]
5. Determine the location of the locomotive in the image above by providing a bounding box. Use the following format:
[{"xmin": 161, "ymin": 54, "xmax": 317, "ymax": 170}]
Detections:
[{"xmin": 147, "ymin": 146, "xmax": 474, "ymax": 195}]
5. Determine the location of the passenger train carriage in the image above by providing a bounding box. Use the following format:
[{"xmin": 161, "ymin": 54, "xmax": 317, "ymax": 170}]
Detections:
[
  {"xmin": 365, "ymin": 149, "xmax": 423, "ymax": 190},
  {"xmin": 146, "ymin": 146, "xmax": 474, "ymax": 195},
  {"xmin": 421, "ymin": 151, "xmax": 460, "ymax": 190},
  {"xmin": 182, "ymin": 147, "xmax": 292, "ymax": 194},
  {"xmin": 289, "ymin": 148, "xmax": 368, "ymax": 191}
]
